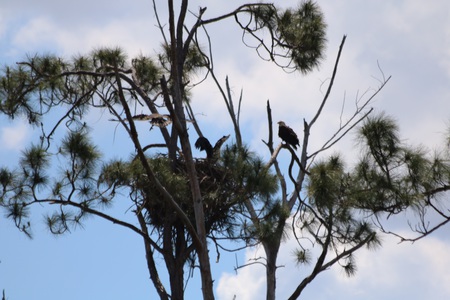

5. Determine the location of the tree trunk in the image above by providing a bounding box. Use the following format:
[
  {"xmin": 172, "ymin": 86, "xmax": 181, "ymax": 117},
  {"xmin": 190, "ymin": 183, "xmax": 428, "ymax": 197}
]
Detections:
[
  {"xmin": 169, "ymin": 264, "xmax": 185, "ymax": 300},
  {"xmin": 263, "ymin": 240, "xmax": 281, "ymax": 300},
  {"xmin": 163, "ymin": 222, "xmax": 187, "ymax": 300},
  {"xmin": 169, "ymin": 55, "xmax": 215, "ymax": 300},
  {"xmin": 262, "ymin": 215, "xmax": 286, "ymax": 300},
  {"xmin": 167, "ymin": 1, "xmax": 215, "ymax": 297},
  {"xmin": 178, "ymin": 127, "xmax": 215, "ymax": 300}
]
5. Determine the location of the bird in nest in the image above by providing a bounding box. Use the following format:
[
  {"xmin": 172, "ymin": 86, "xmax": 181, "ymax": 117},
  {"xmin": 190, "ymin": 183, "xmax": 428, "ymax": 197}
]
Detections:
[
  {"xmin": 277, "ymin": 121, "xmax": 299, "ymax": 150},
  {"xmin": 195, "ymin": 135, "xmax": 230, "ymax": 160}
]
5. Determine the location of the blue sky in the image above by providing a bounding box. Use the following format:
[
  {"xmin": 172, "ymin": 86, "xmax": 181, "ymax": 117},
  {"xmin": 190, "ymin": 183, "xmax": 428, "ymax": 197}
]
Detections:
[{"xmin": 1, "ymin": 0, "xmax": 450, "ymax": 299}]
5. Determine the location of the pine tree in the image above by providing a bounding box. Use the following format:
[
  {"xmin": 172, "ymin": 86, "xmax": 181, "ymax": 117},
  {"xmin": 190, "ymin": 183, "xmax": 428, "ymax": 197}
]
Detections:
[{"xmin": 2, "ymin": 1, "xmax": 448, "ymax": 299}]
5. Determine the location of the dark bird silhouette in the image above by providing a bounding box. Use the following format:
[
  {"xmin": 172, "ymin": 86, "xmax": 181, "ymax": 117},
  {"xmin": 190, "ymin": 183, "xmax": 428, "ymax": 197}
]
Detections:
[
  {"xmin": 195, "ymin": 136, "xmax": 213, "ymax": 158},
  {"xmin": 278, "ymin": 121, "xmax": 299, "ymax": 150},
  {"xmin": 195, "ymin": 135, "xmax": 230, "ymax": 159}
]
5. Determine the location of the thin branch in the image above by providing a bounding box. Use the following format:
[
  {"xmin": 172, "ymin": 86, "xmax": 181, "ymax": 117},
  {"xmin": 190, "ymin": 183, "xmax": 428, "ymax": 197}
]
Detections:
[
  {"xmin": 37, "ymin": 198, "xmax": 148, "ymax": 240},
  {"xmin": 152, "ymin": 0, "xmax": 169, "ymax": 47},
  {"xmin": 308, "ymin": 75, "xmax": 391, "ymax": 159},
  {"xmin": 308, "ymin": 108, "xmax": 374, "ymax": 159},
  {"xmin": 309, "ymin": 35, "xmax": 347, "ymax": 128},
  {"xmin": 263, "ymin": 100, "xmax": 287, "ymax": 201},
  {"xmin": 200, "ymin": 3, "xmax": 273, "ymax": 26},
  {"xmin": 137, "ymin": 210, "xmax": 170, "ymax": 300}
]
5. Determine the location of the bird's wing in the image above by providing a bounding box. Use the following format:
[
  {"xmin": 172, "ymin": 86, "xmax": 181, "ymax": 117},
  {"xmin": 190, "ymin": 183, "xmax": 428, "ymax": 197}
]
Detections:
[
  {"xmin": 195, "ymin": 137, "xmax": 212, "ymax": 151},
  {"xmin": 132, "ymin": 114, "xmax": 154, "ymax": 121}
]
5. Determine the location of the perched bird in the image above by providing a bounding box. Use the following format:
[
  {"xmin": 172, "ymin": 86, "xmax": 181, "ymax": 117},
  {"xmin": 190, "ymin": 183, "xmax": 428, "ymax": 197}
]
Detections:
[{"xmin": 278, "ymin": 121, "xmax": 299, "ymax": 150}]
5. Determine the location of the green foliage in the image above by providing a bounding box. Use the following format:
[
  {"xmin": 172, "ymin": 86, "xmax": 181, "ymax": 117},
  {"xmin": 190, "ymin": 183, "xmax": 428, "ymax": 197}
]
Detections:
[
  {"xmin": 278, "ymin": 1, "xmax": 327, "ymax": 73},
  {"xmin": 159, "ymin": 43, "xmax": 208, "ymax": 76},
  {"xmin": 429, "ymin": 155, "xmax": 450, "ymax": 187},
  {"xmin": 254, "ymin": 201, "xmax": 290, "ymax": 244},
  {"xmin": 142, "ymin": 156, "xmax": 190, "ymax": 208},
  {"xmin": 308, "ymin": 154, "xmax": 344, "ymax": 209},
  {"xmin": 403, "ymin": 147, "xmax": 430, "ymax": 191},
  {"xmin": 0, "ymin": 168, "xmax": 14, "ymax": 192},
  {"xmin": 221, "ymin": 144, "xmax": 278, "ymax": 201},
  {"xmin": 25, "ymin": 55, "xmax": 68, "ymax": 99},
  {"xmin": 219, "ymin": 145, "xmax": 290, "ymax": 244},
  {"xmin": 60, "ymin": 130, "xmax": 101, "ymax": 172},
  {"xmin": 0, "ymin": 164, "xmax": 33, "ymax": 236},
  {"xmin": 359, "ymin": 113, "xmax": 400, "ymax": 168},
  {"xmin": 293, "ymin": 248, "xmax": 311, "ymax": 265},
  {"xmin": 0, "ymin": 65, "xmax": 40, "ymax": 124},
  {"xmin": 98, "ymin": 158, "xmax": 131, "ymax": 188},
  {"xmin": 305, "ymin": 154, "xmax": 381, "ymax": 274},
  {"xmin": 20, "ymin": 145, "xmax": 50, "ymax": 188},
  {"xmin": 97, "ymin": 144, "xmax": 279, "ymax": 240},
  {"xmin": 0, "ymin": 55, "xmax": 76, "ymax": 125},
  {"xmin": 99, "ymin": 145, "xmax": 277, "ymax": 235},
  {"xmin": 131, "ymin": 55, "xmax": 162, "ymax": 93},
  {"xmin": 0, "ymin": 46, "xmax": 167, "ymax": 127},
  {"xmin": 72, "ymin": 54, "xmax": 94, "ymax": 71},
  {"xmin": 349, "ymin": 114, "xmax": 450, "ymax": 214},
  {"xmin": 46, "ymin": 209, "xmax": 78, "ymax": 234},
  {"xmin": 30, "ymin": 55, "xmax": 66, "ymax": 77},
  {"xmin": 6, "ymin": 200, "xmax": 29, "ymax": 223},
  {"xmin": 341, "ymin": 254, "xmax": 357, "ymax": 277},
  {"xmin": 247, "ymin": 0, "xmax": 327, "ymax": 72},
  {"xmin": 92, "ymin": 47, "xmax": 127, "ymax": 68},
  {"xmin": 0, "ymin": 129, "xmax": 104, "ymax": 236},
  {"xmin": 157, "ymin": 43, "xmax": 207, "ymax": 103}
]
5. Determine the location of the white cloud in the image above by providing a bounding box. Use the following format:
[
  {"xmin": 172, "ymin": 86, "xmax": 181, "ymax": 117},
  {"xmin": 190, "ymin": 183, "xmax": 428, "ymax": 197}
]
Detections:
[
  {"xmin": 328, "ymin": 233, "xmax": 450, "ymax": 299},
  {"xmin": 217, "ymin": 265, "xmax": 265, "ymax": 300},
  {"xmin": 217, "ymin": 245, "xmax": 266, "ymax": 300},
  {"xmin": 0, "ymin": 120, "xmax": 29, "ymax": 151},
  {"xmin": 217, "ymin": 225, "xmax": 450, "ymax": 300},
  {"xmin": 11, "ymin": 16, "xmax": 158, "ymax": 58},
  {"xmin": 12, "ymin": 17, "xmax": 61, "ymax": 51}
]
